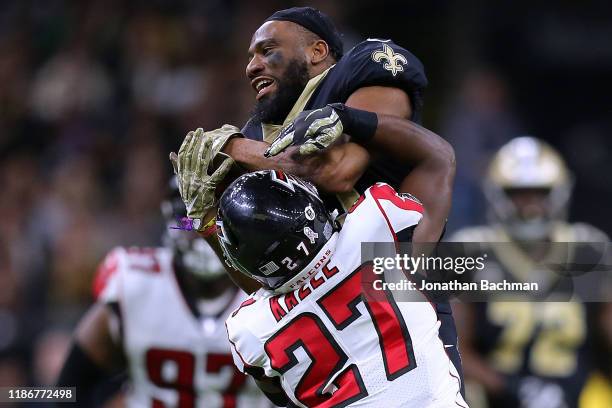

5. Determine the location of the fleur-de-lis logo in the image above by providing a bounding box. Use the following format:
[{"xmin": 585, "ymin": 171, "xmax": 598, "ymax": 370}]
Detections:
[{"xmin": 371, "ymin": 44, "xmax": 408, "ymax": 77}]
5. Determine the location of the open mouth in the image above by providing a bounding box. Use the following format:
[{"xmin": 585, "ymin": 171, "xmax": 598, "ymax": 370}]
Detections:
[{"xmin": 252, "ymin": 77, "xmax": 275, "ymax": 100}]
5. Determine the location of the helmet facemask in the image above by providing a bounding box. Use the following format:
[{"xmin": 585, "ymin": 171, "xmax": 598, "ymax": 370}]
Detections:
[
  {"xmin": 161, "ymin": 179, "xmax": 226, "ymax": 281},
  {"xmin": 484, "ymin": 137, "xmax": 573, "ymax": 241}
]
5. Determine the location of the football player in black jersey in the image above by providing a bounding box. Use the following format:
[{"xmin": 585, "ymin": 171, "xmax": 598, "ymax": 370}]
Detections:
[
  {"xmin": 451, "ymin": 137, "xmax": 611, "ymax": 408},
  {"xmin": 169, "ymin": 6, "xmax": 463, "ymax": 397}
]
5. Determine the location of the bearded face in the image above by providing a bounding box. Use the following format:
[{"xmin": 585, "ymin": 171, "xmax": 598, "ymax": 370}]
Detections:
[
  {"xmin": 251, "ymin": 58, "xmax": 310, "ymax": 124},
  {"xmin": 247, "ymin": 21, "xmax": 315, "ymax": 124}
]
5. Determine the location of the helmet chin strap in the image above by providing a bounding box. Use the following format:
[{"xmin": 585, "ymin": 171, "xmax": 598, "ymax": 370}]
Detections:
[{"xmin": 274, "ymin": 232, "xmax": 340, "ymax": 293}]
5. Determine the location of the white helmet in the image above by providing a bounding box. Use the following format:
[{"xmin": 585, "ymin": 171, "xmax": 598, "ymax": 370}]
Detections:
[
  {"xmin": 484, "ymin": 136, "xmax": 573, "ymax": 240},
  {"xmin": 161, "ymin": 177, "xmax": 226, "ymax": 280}
]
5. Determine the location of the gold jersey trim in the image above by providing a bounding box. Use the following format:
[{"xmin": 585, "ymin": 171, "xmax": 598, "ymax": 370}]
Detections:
[
  {"xmin": 487, "ymin": 223, "xmax": 576, "ymax": 289},
  {"xmin": 261, "ymin": 65, "xmax": 335, "ymax": 143}
]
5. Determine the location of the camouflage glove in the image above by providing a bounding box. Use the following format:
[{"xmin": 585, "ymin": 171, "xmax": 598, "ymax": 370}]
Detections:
[
  {"xmin": 169, "ymin": 125, "xmax": 241, "ymax": 231},
  {"xmin": 264, "ymin": 103, "xmax": 378, "ymax": 157}
]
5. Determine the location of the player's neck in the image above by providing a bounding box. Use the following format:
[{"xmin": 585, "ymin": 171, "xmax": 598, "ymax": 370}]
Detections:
[{"xmin": 309, "ymin": 60, "xmax": 334, "ymax": 79}]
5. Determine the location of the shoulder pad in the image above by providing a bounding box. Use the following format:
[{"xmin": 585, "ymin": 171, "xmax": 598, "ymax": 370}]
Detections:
[
  {"xmin": 92, "ymin": 247, "xmax": 126, "ymax": 300},
  {"xmin": 332, "ymin": 39, "xmax": 427, "ymax": 119},
  {"xmin": 344, "ymin": 183, "xmax": 422, "ymax": 237},
  {"xmin": 448, "ymin": 226, "xmax": 498, "ymax": 242},
  {"xmin": 569, "ymin": 222, "xmax": 610, "ymax": 242},
  {"xmin": 92, "ymin": 247, "xmax": 169, "ymax": 300},
  {"xmin": 122, "ymin": 247, "xmax": 165, "ymax": 274}
]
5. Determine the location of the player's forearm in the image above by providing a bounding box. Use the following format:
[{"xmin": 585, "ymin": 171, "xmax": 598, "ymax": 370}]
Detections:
[
  {"xmin": 58, "ymin": 304, "xmax": 123, "ymax": 405},
  {"xmin": 400, "ymin": 160, "xmax": 453, "ymax": 242},
  {"xmin": 460, "ymin": 349, "xmax": 506, "ymax": 394},
  {"xmin": 224, "ymin": 138, "xmax": 278, "ymax": 171},
  {"xmin": 453, "ymin": 303, "xmax": 506, "ymax": 395},
  {"xmin": 73, "ymin": 303, "xmax": 123, "ymax": 371},
  {"xmin": 56, "ymin": 342, "xmax": 109, "ymax": 407},
  {"xmin": 225, "ymin": 138, "xmax": 366, "ymax": 193},
  {"xmin": 308, "ymin": 141, "xmax": 369, "ymax": 193},
  {"xmin": 372, "ymin": 115, "xmax": 455, "ymax": 242}
]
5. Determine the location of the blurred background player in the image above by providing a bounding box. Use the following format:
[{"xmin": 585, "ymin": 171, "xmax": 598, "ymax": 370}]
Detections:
[
  {"xmin": 56, "ymin": 178, "xmax": 270, "ymax": 407},
  {"xmin": 450, "ymin": 137, "xmax": 612, "ymax": 408},
  {"xmin": 220, "ymin": 170, "xmax": 467, "ymax": 407}
]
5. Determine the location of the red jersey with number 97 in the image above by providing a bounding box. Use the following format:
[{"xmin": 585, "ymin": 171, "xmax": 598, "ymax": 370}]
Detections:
[
  {"xmin": 95, "ymin": 246, "xmax": 271, "ymax": 408},
  {"xmin": 226, "ymin": 183, "xmax": 468, "ymax": 408}
]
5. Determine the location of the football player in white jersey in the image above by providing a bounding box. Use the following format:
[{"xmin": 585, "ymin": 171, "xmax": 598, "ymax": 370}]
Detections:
[
  {"xmin": 219, "ymin": 170, "xmax": 468, "ymax": 407},
  {"xmin": 56, "ymin": 179, "xmax": 270, "ymax": 408}
]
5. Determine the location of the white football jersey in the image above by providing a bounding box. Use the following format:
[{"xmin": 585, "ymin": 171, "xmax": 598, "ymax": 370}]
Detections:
[
  {"xmin": 226, "ymin": 183, "xmax": 468, "ymax": 408},
  {"xmin": 95, "ymin": 246, "xmax": 270, "ymax": 408}
]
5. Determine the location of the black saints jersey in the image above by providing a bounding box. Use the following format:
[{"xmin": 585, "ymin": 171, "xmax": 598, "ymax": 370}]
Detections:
[
  {"xmin": 241, "ymin": 40, "xmax": 470, "ymax": 400},
  {"xmin": 242, "ymin": 39, "xmax": 428, "ymax": 214},
  {"xmin": 451, "ymin": 223, "xmax": 610, "ymax": 408}
]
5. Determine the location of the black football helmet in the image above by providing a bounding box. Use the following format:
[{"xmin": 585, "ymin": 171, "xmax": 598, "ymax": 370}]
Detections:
[{"xmin": 216, "ymin": 170, "xmax": 339, "ymax": 291}]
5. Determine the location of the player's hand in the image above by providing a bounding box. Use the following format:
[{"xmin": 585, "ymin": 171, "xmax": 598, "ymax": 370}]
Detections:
[
  {"xmin": 265, "ymin": 104, "xmax": 344, "ymax": 157},
  {"xmin": 264, "ymin": 103, "xmax": 378, "ymax": 157},
  {"xmin": 169, "ymin": 125, "xmax": 241, "ymax": 231}
]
